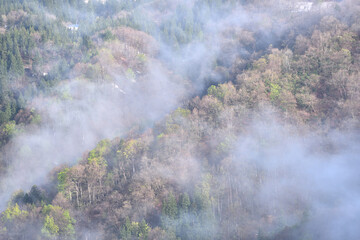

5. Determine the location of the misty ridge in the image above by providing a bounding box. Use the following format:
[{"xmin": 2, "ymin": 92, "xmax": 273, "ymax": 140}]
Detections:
[
  {"xmin": 0, "ymin": 0, "xmax": 359, "ymax": 239},
  {"xmin": 0, "ymin": 0, "xmax": 296, "ymax": 207}
]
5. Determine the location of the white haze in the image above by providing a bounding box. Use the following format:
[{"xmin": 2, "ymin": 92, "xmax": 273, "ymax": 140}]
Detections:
[
  {"xmin": 230, "ymin": 116, "xmax": 360, "ymax": 239},
  {"xmin": 0, "ymin": 3, "xmax": 185, "ymax": 209},
  {"xmin": 0, "ymin": 5, "xmax": 355, "ymax": 239},
  {"xmin": 0, "ymin": 63, "xmax": 188, "ymax": 209},
  {"xmin": 0, "ymin": 0, "xmax": 255, "ymax": 209},
  {"xmin": 147, "ymin": 109, "xmax": 360, "ymax": 239}
]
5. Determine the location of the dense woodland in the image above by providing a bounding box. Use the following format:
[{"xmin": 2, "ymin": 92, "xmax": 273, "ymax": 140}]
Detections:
[{"xmin": 0, "ymin": 0, "xmax": 359, "ymax": 239}]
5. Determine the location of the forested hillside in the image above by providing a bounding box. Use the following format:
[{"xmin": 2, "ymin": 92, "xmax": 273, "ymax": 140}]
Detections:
[{"xmin": 0, "ymin": 0, "xmax": 359, "ymax": 239}]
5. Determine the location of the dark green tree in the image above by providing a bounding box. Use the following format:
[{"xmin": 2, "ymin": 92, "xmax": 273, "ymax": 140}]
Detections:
[{"xmin": 162, "ymin": 193, "xmax": 178, "ymax": 219}]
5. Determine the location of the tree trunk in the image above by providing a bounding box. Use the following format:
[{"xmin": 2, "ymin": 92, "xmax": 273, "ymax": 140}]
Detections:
[{"xmin": 88, "ymin": 183, "xmax": 92, "ymax": 204}]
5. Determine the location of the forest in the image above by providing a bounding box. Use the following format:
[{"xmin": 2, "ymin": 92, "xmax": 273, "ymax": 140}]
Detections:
[{"xmin": 0, "ymin": 0, "xmax": 359, "ymax": 239}]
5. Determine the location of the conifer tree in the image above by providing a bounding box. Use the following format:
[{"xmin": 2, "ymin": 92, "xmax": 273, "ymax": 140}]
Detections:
[{"xmin": 163, "ymin": 193, "xmax": 178, "ymax": 219}]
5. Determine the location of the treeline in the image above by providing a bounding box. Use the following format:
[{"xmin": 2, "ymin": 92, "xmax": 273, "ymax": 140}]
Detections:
[
  {"xmin": 1, "ymin": 9, "xmax": 359, "ymax": 239},
  {"xmin": 0, "ymin": 29, "xmax": 32, "ymax": 125},
  {"xmin": 0, "ymin": 30, "xmax": 31, "ymax": 75},
  {"xmin": 0, "ymin": 0, "xmax": 170, "ymax": 178},
  {"xmin": 160, "ymin": 0, "xmax": 241, "ymax": 48},
  {"xmin": 0, "ymin": 13, "xmax": 76, "ymax": 148},
  {"xmin": 0, "ymin": 0, "xmax": 137, "ymax": 15}
]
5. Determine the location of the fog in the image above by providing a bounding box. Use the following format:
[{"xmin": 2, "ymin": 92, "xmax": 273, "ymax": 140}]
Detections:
[
  {"xmin": 231, "ymin": 116, "xmax": 360, "ymax": 239},
  {"xmin": 155, "ymin": 110, "xmax": 360, "ymax": 239},
  {"xmin": 0, "ymin": 0, "xmax": 358, "ymax": 239},
  {"xmin": 0, "ymin": 0, "xmax": 254, "ymax": 209}
]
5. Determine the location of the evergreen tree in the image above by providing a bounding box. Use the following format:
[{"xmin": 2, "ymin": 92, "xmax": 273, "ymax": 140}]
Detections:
[
  {"xmin": 13, "ymin": 43, "xmax": 24, "ymax": 76},
  {"xmin": 179, "ymin": 193, "xmax": 190, "ymax": 213},
  {"xmin": 1, "ymin": 42, "xmax": 8, "ymax": 70},
  {"xmin": 8, "ymin": 53, "xmax": 17, "ymax": 73},
  {"xmin": 162, "ymin": 193, "xmax": 178, "ymax": 219}
]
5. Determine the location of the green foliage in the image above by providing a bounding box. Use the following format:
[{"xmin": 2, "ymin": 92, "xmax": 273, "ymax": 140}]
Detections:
[
  {"xmin": 173, "ymin": 107, "xmax": 191, "ymax": 118},
  {"xmin": 207, "ymin": 85, "xmax": 226, "ymax": 101},
  {"xmin": 0, "ymin": 120, "xmax": 17, "ymax": 146},
  {"xmin": 157, "ymin": 132, "xmax": 165, "ymax": 139},
  {"xmin": 179, "ymin": 193, "xmax": 190, "ymax": 212},
  {"xmin": 41, "ymin": 204, "xmax": 76, "ymax": 239},
  {"xmin": 0, "ymin": 2, "xmax": 93, "ymax": 146},
  {"xmin": 2, "ymin": 204, "xmax": 28, "ymax": 222},
  {"xmin": 117, "ymin": 139, "xmax": 141, "ymax": 161},
  {"xmin": 253, "ymin": 57, "xmax": 267, "ymax": 71},
  {"xmin": 160, "ymin": 4, "xmax": 203, "ymax": 48},
  {"xmin": 165, "ymin": 122, "xmax": 180, "ymax": 134},
  {"xmin": 88, "ymin": 139, "xmax": 110, "ymax": 166},
  {"xmin": 163, "ymin": 107, "xmax": 191, "ymax": 135},
  {"xmin": 10, "ymin": 190, "xmax": 25, "ymax": 206},
  {"xmin": 137, "ymin": 53, "xmax": 147, "ymax": 63},
  {"xmin": 162, "ymin": 193, "xmax": 178, "ymax": 219},
  {"xmin": 42, "ymin": 204, "xmax": 58, "ymax": 216},
  {"xmin": 126, "ymin": 68, "xmax": 136, "ymax": 80},
  {"xmin": 84, "ymin": 64, "xmax": 98, "ymax": 80},
  {"xmin": 139, "ymin": 220, "xmax": 150, "ymax": 239},
  {"xmin": 120, "ymin": 217, "xmax": 151, "ymax": 240},
  {"xmin": 194, "ymin": 174, "xmax": 212, "ymax": 211},
  {"xmin": 22, "ymin": 185, "xmax": 46, "ymax": 205},
  {"xmin": 82, "ymin": 35, "xmax": 94, "ymax": 51},
  {"xmin": 215, "ymin": 136, "xmax": 234, "ymax": 158},
  {"xmin": 62, "ymin": 210, "xmax": 76, "ymax": 237},
  {"xmin": 269, "ymin": 83, "xmax": 281, "ymax": 101},
  {"xmin": 1, "ymin": 121, "xmax": 17, "ymax": 137},
  {"xmin": 61, "ymin": 89, "xmax": 73, "ymax": 101},
  {"xmin": 101, "ymin": 29, "xmax": 115, "ymax": 41},
  {"xmin": 30, "ymin": 109, "xmax": 42, "ymax": 125},
  {"xmin": 41, "ymin": 215, "xmax": 59, "ymax": 239},
  {"xmin": 57, "ymin": 168, "xmax": 69, "ymax": 193}
]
